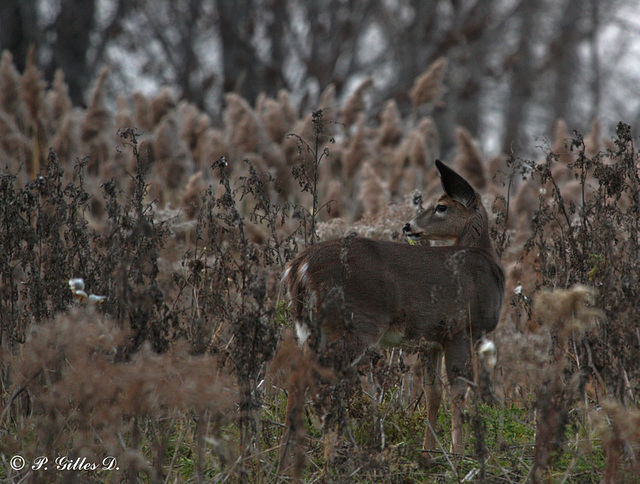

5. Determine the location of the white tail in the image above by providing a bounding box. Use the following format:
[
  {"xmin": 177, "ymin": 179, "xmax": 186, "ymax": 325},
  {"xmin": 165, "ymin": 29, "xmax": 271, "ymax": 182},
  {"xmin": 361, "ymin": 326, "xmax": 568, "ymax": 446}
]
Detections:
[{"xmin": 282, "ymin": 159, "xmax": 504, "ymax": 455}]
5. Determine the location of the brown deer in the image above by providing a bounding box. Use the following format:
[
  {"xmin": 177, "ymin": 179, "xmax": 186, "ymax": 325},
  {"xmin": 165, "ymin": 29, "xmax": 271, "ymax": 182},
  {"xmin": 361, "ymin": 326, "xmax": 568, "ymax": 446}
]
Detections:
[{"xmin": 281, "ymin": 159, "xmax": 504, "ymax": 457}]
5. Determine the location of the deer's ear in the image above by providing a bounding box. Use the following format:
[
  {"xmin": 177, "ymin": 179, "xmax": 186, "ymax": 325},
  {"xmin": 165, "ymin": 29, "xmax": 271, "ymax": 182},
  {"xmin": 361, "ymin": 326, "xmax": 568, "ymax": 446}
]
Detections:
[{"xmin": 435, "ymin": 159, "xmax": 476, "ymax": 208}]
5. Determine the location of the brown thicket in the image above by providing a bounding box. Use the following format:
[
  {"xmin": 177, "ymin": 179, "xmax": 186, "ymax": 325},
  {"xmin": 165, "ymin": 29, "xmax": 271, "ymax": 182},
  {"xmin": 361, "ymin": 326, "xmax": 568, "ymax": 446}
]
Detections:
[{"xmin": 0, "ymin": 50, "xmax": 638, "ymax": 482}]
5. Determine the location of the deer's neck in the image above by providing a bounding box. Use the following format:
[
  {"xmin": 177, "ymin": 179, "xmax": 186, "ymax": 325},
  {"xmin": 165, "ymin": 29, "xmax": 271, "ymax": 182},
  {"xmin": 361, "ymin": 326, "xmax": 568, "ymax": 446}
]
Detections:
[{"xmin": 457, "ymin": 205, "xmax": 494, "ymax": 252}]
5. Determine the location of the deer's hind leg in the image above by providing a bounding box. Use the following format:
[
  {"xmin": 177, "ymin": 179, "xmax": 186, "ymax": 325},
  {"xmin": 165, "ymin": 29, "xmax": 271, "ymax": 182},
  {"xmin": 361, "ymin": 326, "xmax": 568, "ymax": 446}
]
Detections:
[
  {"xmin": 278, "ymin": 340, "xmax": 315, "ymax": 479},
  {"xmin": 279, "ymin": 325, "xmax": 374, "ymax": 476}
]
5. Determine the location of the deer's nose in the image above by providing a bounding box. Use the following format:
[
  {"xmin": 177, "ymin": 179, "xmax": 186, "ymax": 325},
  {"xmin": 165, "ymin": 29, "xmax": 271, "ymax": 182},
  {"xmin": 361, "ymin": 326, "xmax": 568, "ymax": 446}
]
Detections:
[{"xmin": 402, "ymin": 223, "xmax": 411, "ymax": 233}]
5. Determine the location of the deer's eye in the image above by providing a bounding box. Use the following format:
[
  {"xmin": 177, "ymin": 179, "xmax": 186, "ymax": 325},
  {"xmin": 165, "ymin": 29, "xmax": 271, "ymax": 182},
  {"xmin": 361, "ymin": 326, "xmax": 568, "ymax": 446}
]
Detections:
[{"xmin": 435, "ymin": 204, "xmax": 447, "ymax": 213}]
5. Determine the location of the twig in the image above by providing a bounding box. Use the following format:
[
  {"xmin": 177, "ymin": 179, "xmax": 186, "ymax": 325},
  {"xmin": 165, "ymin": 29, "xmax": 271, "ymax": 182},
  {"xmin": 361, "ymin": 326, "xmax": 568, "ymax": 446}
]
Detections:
[{"xmin": 0, "ymin": 371, "xmax": 41, "ymax": 427}]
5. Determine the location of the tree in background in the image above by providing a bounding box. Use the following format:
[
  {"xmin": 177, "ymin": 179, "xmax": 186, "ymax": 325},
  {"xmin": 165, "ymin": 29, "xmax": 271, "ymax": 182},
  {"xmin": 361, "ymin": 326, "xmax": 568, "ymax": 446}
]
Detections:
[{"xmin": 0, "ymin": 0, "xmax": 637, "ymax": 156}]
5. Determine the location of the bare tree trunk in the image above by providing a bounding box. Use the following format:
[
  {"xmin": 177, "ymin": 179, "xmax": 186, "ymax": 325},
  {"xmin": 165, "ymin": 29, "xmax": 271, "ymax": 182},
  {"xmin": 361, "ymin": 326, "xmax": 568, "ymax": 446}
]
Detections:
[
  {"xmin": 303, "ymin": 0, "xmax": 371, "ymax": 97},
  {"xmin": 176, "ymin": 0, "xmax": 206, "ymax": 110},
  {"xmin": 588, "ymin": 0, "xmax": 601, "ymax": 122},
  {"xmin": 266, "ymin": 0, "xmax": 288, "ymax": 86},
  {"xmin": 453, "ymin": 0, "xmax": 494, "ymax": 138},
  {"xmin": 216, "ymin": 0, "xmax": 284, "ymax": 104},
  {"xmin": 0, "ymin": 0, "xmax": 39, "ymax": 72},
  {"xmin": 434, "ymin": 0, "xmax": 495, "ymax": 155},
  {"xmin": 502, "ymin": 0, "xmax": 540, "ymax": 154},
  {"xmin": 550, "ymin": 0, "xmax": 585, "ymax": 130},
  {"xmin": 51, "ymin": 0, "xmax": 96, "ymax": 106},
  {"xmin": 384, "ymin": 0, "xmax": 440, "ymax": 107}
]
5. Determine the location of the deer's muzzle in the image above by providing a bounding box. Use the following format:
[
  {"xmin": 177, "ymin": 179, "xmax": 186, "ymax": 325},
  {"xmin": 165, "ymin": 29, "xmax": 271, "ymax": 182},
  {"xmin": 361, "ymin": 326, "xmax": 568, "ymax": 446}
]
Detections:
[{"xmin": 403, "ymin": 222, "xmax": 422, "ymax": 240}]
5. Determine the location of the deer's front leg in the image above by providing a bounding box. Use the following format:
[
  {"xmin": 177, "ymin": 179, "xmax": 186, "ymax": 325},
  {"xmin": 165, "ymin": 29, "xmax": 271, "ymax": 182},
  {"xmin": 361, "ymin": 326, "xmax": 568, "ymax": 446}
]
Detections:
[
  {"xmin": 422, "ymin": 343, "xmax": 443, "ymax": 451},
  {"xmin": 444, "ymin": 335, "xmax": 472, "ymax": 455}
]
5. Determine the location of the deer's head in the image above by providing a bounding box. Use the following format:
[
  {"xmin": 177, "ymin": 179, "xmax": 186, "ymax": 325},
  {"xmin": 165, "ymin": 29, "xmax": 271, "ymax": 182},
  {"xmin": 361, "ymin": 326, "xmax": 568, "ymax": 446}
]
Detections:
[{"xmin": 403, "ymin": 160, "xmax": 489, "ymax": 247}]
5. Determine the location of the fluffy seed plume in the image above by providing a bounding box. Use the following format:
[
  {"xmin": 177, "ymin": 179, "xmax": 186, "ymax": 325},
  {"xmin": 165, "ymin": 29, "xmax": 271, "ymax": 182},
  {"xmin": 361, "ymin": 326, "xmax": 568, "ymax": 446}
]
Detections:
[
  {"xmin": 409, "ymin": 57, "xmax": 448, "ymax": 108},
  {"xmin": 376, "ymin": 99, "xmax": 403, "ymax": 146},
  {"xmin": 48, "ymin": 69, "xmax": 72, "ymax": 125},
  {"xmin": 454, "ymin": 126, "xmax": 486, "ymax": 189},
  {"xmin": 342, "ymin": 78, "xmax": 373, "ymax": 127},
  {"xmin": 150, "ymin": 87, "xmax": 177, "ymax": 126},
  {"xmin": 0, "ymin": 51, "xmax": 23, "ymax": 115},
  {"xmin": 20, "ymin": 47, "xmax": 47, "ymax": 124},
  {"xmin": 533, "ymin": 284, "xmax": 602, "ymax": 335},
  {"xmin": 359, "ymin": 161, "xmax": 389, "ymax": 218}
]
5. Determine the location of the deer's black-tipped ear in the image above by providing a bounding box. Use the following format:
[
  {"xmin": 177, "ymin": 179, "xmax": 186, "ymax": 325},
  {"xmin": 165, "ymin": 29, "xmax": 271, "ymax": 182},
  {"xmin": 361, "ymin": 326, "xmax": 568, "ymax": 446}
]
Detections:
[{"xmin": 435, "ymin": 159, "xmax": 476, "ymax": 208}]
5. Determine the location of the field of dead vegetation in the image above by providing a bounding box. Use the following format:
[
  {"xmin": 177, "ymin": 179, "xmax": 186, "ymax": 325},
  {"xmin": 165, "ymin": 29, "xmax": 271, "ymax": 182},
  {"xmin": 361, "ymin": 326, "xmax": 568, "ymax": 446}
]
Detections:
[{"xmin": 1, "ymin": 51, "xmax": 640, "ymax": 483}]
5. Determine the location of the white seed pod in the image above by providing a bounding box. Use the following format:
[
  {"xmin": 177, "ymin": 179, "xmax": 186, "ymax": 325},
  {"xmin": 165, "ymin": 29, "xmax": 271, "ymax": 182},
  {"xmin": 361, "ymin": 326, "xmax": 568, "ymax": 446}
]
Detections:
[
  {"xmin": 478, "ymin": 338, "xmax": 497, "ymax": 370},
  {"xmin": 88, "ymin": 294, "xmax": 107, "ymax": 304},
  {"xmin": 68, "ymin": 277, "xmax": 106, "ymax": 304},
  {"xmin": 68, "ymin": 278, "xmax": 85, "ymax": 292}
]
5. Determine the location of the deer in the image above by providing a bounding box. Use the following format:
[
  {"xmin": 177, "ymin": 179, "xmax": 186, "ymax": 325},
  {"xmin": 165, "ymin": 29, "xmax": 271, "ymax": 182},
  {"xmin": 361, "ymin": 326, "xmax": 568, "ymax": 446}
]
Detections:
[{"xmin": 280, "ymin": 159, "xmax": 504, "ymax": 459}]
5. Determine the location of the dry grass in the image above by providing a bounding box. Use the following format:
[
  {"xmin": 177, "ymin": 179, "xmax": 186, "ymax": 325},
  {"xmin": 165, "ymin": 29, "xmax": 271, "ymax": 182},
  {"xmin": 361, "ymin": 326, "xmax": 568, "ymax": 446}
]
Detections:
[{"xmin": 0, "ymin": 50, "xmax": 638, "ymax": 482}]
